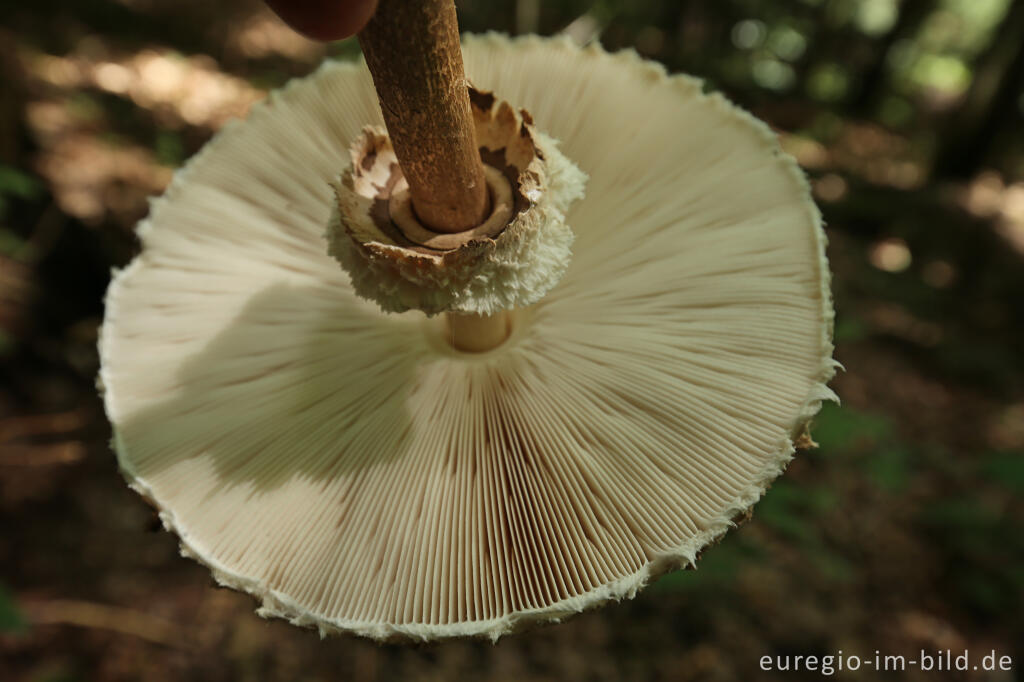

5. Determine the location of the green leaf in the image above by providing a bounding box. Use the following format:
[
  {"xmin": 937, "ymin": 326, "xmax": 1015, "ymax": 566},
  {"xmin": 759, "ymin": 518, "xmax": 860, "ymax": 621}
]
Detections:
[
  {"xmin": 651, "ymin": 537, "xmax": 762, "ymax": 592},
  {"xmin": 154, "ymin": 131, "xmax": 186, "ymax": 168},
  {"xmin": 809, "ymin": 548, "xmax": 855, "ymax": 583},
  {"xmin": 328, "ymin": 37, "xmax": 362, "ymax": 62},
  {"xmin": 0, "ymin": 228, "xmax": 28, "ymax": 258},
  {"xmin": 833, "ymin": 315, "xmax": 869, "ymax": 343},
  {"xmin": 920, "ymin": 497, "xmax": 997, "ymax": 529},
  {"xmin": 867, "ymin": 447, "xmax": 911, "ymax": 493},
  {"xmin": 811, "ymin": 403, "xmax": 894, "ymax": 454},
  {"xmin": 0, "ymin": 164, "xmax": 43, "ymax": 201},
  {"xmin": 0, "ymin": 583, "xmax": 27, "ymax": 633},
  {"xmin": 982, "ymin": 452, "xmax": 1024, "ymax": 494},
  {"xmin": 756, "ymin": 482, "xmax": 833, "ymax": 543},
  {"xmin": 959, "ymin": 572, "xmax": 1006, "ymax": 615},
  {"xmin": 0, "ymin": 330, "xmax": 15, "ymax": 357}
]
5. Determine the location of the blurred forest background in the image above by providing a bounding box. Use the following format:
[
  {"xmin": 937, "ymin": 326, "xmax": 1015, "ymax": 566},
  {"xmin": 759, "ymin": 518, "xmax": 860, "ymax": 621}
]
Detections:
[{"xmin": 1, "ymin": 0, "xmax": 1023, "ymax": 680}]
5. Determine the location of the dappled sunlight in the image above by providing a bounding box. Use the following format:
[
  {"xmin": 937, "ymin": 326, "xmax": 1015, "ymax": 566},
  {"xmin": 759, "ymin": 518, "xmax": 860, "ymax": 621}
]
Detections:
[
  {"xmin": 780, "ymin": 122, "xmax": 926, "ymax": 190},
  {"xmin": 830, "ymin": 123, "xmax": 927, "ymax": 189},
  {"xmin": 25, "ymin": 99, "xmax": 171, "ymax": 225},
  {"xmin": 28, "ymin": 119, "xmax": 171, "ymax": 225},
  {"xmin": 227, "ymin": 10, "xmax": 325, "ymax": 61},
  {"xmin": 812, "ymin": 173, "xmax": 848, "ymax": 202},
  {"xmin": 27, "ymin": 49, "xmax": 264, "ymax": 129},
  {"xmin": 778, "ymin": 133, "xmax": 829, "ymax": 169},
  {"xmin": 21, "ymin": 44, "xmax": 269, "ymax": 225},
  {"xmin": 960, "ymin": 171, "xmax": 1024, "ymax": 255},
  {"xmin": 868, "ymin": 237, "xmax": 912, "ymax": 272}
]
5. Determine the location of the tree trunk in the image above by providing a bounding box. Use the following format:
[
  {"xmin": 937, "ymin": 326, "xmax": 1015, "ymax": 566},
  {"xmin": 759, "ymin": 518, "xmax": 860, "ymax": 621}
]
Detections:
[
  {"xmin": 932, "ymin": 0, "xmax": 1024, "ymax": 179},
  {"xmin": 850, "ymin": 0, "xmax": 937, "ymax": 114}
]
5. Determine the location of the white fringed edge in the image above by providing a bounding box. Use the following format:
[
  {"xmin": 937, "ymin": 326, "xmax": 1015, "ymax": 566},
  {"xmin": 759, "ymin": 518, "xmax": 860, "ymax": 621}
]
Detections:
[{"xmin": 98, "ymin": 33, "xmax": 839, "ymax": 643}]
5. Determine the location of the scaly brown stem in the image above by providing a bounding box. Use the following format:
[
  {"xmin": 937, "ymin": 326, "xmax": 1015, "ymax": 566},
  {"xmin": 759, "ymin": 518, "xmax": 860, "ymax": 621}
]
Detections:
[
  {"xmin": 358, "ymin": 0, "xmax": 490, "ymax": 233},
  {"xmin": 358, "ymin": 0, "xmax": 509, "ymax": 351}
]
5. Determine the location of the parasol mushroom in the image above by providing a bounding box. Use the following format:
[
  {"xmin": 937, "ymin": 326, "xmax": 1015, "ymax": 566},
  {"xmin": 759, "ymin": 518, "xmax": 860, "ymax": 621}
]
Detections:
[{"xmin": 99, "ymin": 3, "xmax": 836, "ymax": 642}]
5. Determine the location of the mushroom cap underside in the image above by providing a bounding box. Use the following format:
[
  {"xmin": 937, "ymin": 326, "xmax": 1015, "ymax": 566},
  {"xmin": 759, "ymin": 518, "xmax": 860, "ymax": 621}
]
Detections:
[{"xmin": 99, "ymin": 34, "xmax": 836, "ymax": 641}]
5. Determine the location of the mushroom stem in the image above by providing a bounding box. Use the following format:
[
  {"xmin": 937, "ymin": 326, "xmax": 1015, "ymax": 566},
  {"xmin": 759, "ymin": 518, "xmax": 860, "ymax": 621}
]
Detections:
[
  {"xmin": 446, "ymin": 311, "xmax": 511, "ymax": 353},
  {"xmin": 358, "ymin": 0, "xmax": 490, "ymax": 233}
]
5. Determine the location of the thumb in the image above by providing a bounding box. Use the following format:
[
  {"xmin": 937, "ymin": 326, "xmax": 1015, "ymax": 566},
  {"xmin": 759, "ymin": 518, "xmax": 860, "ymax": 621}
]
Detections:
[{"xmin": 264, "ymin": 0, "xmax": 379, "ymax": 42}]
